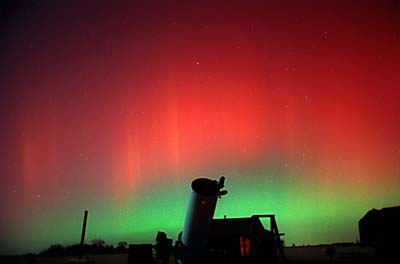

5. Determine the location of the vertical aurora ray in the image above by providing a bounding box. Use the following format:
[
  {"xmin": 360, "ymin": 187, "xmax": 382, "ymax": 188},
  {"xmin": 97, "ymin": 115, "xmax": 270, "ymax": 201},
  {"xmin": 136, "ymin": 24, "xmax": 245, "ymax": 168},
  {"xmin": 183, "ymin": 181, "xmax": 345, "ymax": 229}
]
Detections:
[{"xmin": 0, "ymin": 0, "xmax": 399, "ymax": 254}]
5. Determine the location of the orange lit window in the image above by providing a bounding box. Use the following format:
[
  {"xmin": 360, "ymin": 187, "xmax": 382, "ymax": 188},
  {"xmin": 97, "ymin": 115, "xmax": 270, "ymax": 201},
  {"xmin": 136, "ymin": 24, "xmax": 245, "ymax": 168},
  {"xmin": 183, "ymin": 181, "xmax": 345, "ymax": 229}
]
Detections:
[{"xmin": 240, "ymin": 236, "xmax": 250, "ymax": 257}]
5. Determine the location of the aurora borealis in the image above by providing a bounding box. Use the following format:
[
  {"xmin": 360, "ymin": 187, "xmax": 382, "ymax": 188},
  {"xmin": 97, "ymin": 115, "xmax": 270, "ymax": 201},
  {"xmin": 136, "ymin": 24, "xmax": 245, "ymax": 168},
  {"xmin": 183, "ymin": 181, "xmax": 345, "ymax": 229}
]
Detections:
[{"xmin": 1, "ymin": 0, "xmax": 400, "ymax": 254}]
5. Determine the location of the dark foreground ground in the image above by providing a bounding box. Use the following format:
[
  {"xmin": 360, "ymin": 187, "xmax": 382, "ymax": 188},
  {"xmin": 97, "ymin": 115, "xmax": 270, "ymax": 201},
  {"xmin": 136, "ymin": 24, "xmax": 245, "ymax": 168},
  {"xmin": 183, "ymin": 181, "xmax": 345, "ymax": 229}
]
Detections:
[{"xmin": 0, "ymin": 244, "xmax": 384, "ymax": 264}]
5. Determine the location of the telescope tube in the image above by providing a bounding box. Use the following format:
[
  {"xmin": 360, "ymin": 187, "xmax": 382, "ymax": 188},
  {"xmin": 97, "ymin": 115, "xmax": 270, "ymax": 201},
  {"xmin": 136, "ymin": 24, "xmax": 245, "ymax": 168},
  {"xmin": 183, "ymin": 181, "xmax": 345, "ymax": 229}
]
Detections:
[{"xmin": 179, "ymin": 177, "xmax": 226, "ymax": 263}]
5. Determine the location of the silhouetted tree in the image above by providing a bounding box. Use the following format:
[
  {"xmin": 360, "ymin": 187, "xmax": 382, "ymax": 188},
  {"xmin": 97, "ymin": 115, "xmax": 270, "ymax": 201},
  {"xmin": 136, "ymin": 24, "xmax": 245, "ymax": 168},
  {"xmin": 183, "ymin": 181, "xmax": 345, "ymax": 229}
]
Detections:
[
  {"xmin": 41, "ymin": 244, "xmax": 65, "ymax": 256},
  {"xmin": 40, "ymin": 239, "xmax": 127, "ymax": 256},
  {"xmin": 92, "ymin": 238, "xmax": 106, "ymax": 248},
  {"xmin": 116, "ymin": 241, "xmax": 128, "ymax": 253},
  {"xmin": 118, "ymin": 241, "xmax": 128, "ymax": 249},
  {"xmin": 64, "ymin": 244, "xmax": 82, "ymax": 256}
]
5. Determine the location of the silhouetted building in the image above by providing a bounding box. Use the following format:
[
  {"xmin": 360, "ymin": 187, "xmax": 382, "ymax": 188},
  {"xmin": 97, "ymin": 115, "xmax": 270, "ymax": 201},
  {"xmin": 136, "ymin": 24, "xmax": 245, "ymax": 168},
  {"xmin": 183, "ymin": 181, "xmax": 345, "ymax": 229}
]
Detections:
[
  {"xmin": 208, "ymin": 215, "xmax": 285, "ymax": 264},
  {"xmin": 359, "ymin": 205, "xmax": 400, "ymax": 260}
]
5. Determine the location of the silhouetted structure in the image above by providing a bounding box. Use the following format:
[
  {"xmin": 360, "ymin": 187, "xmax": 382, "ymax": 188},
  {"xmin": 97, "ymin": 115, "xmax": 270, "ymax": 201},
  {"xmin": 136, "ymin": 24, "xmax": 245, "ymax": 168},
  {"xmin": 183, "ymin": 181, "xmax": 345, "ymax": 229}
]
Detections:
[
  {"xmin": 67, "ymin": 210, "xmax": 96, "ymax": 263},
  {"xmin": 359, "ymin": 205, "xmax": 400, "ymax": 261},
  {"xmin": 208, "ymin": 215, "xmax": 285, "ymax": 264},
  {"xmin": 155, "ymin": 231, "xmax": 173, "ymax": 263},
  {"xmin": 81, "ymin": 210, "xmax": 89, "ymax": 245}
]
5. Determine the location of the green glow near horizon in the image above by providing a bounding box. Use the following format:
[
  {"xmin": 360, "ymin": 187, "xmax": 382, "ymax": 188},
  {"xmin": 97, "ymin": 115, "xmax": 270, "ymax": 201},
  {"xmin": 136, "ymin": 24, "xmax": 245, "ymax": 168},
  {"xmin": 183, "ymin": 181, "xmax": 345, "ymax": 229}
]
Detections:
[{"xmin": 10, "ymin": 169, "xmax": 398, "ymax": 254}]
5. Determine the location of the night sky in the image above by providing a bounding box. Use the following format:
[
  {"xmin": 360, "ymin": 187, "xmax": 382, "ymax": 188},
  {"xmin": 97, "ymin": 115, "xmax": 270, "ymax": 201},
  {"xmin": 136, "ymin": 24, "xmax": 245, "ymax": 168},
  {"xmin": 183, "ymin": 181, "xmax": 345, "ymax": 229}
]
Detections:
[{"xmin": 1, "ymin": 0, "xmax": 400, "ymax": 254}]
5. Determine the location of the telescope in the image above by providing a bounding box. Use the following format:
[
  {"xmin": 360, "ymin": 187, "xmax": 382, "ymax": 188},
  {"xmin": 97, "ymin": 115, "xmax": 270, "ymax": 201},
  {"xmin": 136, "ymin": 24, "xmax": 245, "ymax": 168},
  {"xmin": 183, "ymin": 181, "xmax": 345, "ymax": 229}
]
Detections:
[{"xmin": 178, "ymin": 176, "xmax": 227, "ymax": 263}]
